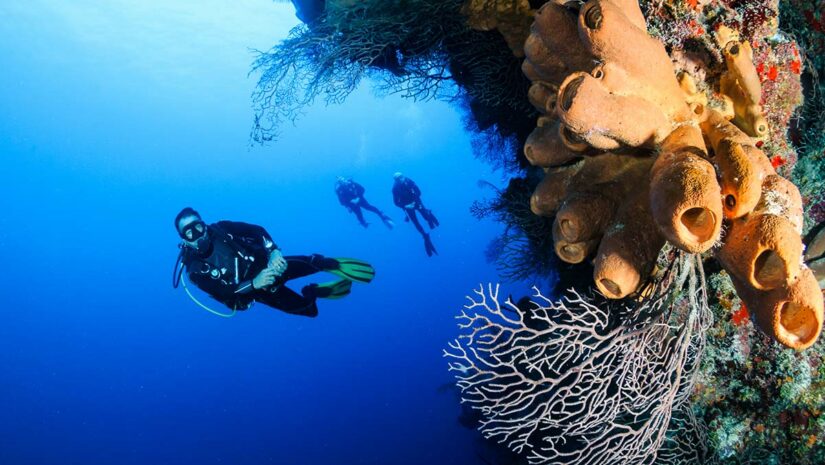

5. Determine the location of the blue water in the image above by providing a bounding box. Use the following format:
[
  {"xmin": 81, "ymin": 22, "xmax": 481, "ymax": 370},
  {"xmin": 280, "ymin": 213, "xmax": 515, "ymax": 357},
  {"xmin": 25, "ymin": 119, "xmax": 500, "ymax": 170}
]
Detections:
[{"xmin": 0, "ymin": 2, "xmax": 534, "ymax": 464}]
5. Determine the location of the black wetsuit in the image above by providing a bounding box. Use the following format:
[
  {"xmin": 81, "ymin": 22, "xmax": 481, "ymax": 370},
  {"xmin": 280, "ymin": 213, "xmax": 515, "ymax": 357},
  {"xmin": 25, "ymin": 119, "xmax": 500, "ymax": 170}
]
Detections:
[
  {"xmin": 181, "ymin": 221, "xmax": 336, "ymax": 317},
  {"xmin": 335, "ymin": 179, "xmax": 390, "ymax": 227},
  {"xmin": 392, "ymin": 177, "xmax": 437, "ymax": 234}
]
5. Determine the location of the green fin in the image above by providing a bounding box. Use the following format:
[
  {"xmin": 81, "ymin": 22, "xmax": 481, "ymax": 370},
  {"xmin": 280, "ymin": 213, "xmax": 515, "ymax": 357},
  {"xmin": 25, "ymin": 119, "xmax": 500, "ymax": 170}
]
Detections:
[
  {"xmin": 329, "ymin": 258, "xmax": 375, "ymax": 283},
  {"xmin": 315, "ymin": 278, "xmax": 352, "ymax": 299}
]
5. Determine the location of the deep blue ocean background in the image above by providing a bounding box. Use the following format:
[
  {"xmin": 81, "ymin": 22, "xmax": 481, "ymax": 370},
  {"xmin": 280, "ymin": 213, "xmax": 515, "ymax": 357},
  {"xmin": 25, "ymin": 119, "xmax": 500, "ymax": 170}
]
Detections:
[{"xmin": 0, "ymin": 2, "xmax": 536, "ymax": 464}]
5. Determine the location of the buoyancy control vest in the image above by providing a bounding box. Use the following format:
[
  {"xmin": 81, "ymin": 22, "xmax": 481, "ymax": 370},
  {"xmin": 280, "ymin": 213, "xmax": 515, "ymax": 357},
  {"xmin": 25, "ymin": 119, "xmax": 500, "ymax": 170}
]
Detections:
[{"xmin": 181, "ymin": 225, "xmax": 269, "ymax": 309}]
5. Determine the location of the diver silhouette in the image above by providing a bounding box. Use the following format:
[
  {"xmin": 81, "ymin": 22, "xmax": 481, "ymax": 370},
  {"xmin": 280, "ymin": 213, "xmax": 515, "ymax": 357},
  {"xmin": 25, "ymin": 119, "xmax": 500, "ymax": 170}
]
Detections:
[
  {"xmin": 172, "ymin": 208, "xmax": 374, "ymax": 317},
  {"xmin": 335, "ymin": 176, "xmax": 394, "ymax": 229},
  {"xmin": 392, "ymin": 172, "xmax": 439, "ymax": 257}
]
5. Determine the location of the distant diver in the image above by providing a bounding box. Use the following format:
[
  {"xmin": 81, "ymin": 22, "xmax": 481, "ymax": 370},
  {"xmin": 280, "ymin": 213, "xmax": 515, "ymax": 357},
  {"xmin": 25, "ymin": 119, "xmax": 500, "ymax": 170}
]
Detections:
[
  {"xmin": 392, "ymin": 172, "xmax": 439, "ymax": 257},
  {"xmin": 335, "ymin": 176, "xmax": 394, "ymax": 229},
  {"xmin": 171, "ymin": 207, "xmax": 375, "ymax": 318}
]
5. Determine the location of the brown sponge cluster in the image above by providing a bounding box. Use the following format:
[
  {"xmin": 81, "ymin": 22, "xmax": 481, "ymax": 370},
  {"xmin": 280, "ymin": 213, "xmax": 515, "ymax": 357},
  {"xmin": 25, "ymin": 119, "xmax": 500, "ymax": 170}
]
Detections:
[{"xmin": 520, "ymin": 0, "xmax": 823, "ymax": 350}]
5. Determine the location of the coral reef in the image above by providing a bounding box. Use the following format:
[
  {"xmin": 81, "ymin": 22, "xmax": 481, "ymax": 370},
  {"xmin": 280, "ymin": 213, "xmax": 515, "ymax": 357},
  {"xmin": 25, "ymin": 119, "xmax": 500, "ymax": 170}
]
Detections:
[
  {"xmin": 257, "ymin": 1, "xmax": 825, "ymax": 462},
  {"xmin": 521, "ymin": 0, "xmax": 822, "ymax": 350},
  {"xmin": 454, "ymin": 0, "xmax": 825, "ymax": 462},
  {"xmin": 693, "ymin": 270, "xmax": 825, "ymax": 464}
]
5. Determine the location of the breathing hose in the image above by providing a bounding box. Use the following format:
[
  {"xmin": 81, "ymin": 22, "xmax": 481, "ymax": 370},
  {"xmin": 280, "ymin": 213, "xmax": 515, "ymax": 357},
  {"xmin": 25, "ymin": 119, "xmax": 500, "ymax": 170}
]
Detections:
[{"xmin": 173, "ymin": 247, "xmax": 237, "ymax": 318}]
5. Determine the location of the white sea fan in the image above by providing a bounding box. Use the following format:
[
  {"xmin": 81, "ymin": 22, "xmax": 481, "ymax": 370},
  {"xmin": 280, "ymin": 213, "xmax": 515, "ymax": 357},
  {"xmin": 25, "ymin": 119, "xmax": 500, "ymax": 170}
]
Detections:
[{"xmin": 445, "ymin": 254, "xmax": 713, "ymax": 465}]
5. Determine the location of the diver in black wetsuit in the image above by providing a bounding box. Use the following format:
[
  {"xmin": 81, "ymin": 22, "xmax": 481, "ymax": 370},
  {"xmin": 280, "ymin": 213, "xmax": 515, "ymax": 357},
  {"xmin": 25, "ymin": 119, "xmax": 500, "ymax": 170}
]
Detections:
[
  {"xmin": 172, "ymin": 208, "xmax": 374, "ymax": 317},
  {"xmin": 392, "ymin": 172, "xmax": 439, "ymax": 256},
  {"xmin": 335, "ymin": 177, "xmax": 394, "ymax": 229}
]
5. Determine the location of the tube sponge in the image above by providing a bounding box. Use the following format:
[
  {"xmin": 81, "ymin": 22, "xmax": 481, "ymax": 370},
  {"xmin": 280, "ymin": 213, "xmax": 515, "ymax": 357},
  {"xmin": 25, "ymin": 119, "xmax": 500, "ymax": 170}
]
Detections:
[
  {"xmin": 553, "ymin": 221, "xmax": 600, "ymax": 264},
  {"xmin": 519, "ymin": 0, "xmax": 821, "ymax": 350},
  {"xmin": 731, "ymin": 268, "xmax": 824, "ymax": 351},
  {"xmin": 557, "ymin": 71, "xmax": 671, "ymax": 149},
  {"xmin": 524, "ymin": 119, "xmax": 581, "ymax": 167},
  {"xmin": 530, "ymin": 162, "xmax": 583, "ymax": 216},
  {"xmin": 522, "ymin": 1, "xmax": 594, "ymax": 92},
  {"xmin": 701, "ymin": 110, "xmax": 775, "ymax": 219},
  {"xmin": 718, "ymin": 215, "xmax": 803, "ymax": 291},
  {"xmin": 649, "ymin": 125, "xmax": 722, "ymax": 253},
  {"xmin": 594, "ymin": 189, "xmax": 665, "ymax": 299},
  {"xmin": 719, "ymin": 40, "xmax": 768, "ymax": 138}
]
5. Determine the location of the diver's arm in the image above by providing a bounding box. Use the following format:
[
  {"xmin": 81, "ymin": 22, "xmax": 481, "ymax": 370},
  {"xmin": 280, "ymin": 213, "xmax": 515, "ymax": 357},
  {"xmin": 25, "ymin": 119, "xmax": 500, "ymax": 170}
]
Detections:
[
  {"xmin": 335, "ymin": 187, "xmax": 348, "ymax": 206},
  {"xmin": 410, "ymin": 181, "xmax": 421, "ymax": 198},
  {"xmin": 392, "ymin": 186, "xmax": 403, "ymax": 208}
]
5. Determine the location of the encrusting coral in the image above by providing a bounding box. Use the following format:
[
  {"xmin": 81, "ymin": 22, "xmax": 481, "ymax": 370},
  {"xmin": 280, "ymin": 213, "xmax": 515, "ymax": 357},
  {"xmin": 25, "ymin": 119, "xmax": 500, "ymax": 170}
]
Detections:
[{"xmin": 521, "ymin": 0, "xmax": 824, "ymax": 350}]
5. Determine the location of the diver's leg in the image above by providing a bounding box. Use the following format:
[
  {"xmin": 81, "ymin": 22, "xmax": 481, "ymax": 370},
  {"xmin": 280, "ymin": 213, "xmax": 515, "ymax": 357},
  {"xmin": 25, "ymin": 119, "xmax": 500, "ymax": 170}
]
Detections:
[
  {"xmin": 360, "ymin": 199, "xmax": 389, "ymax": 220},
  {"xmin": 351, "ymin": 206, "xmax": 368, "ymax": 227},
  {"xmin": 255, "ymin": 288, "xmax": 318, "ymax": 317},
  {"xmin": 406, "ymin": 208, "xmax": 426, "ymax": 235},
  {"xmin": 278, "ymin": 255, "xmax": 338, "ymax": 282},
  {"xmin": 416, "ymin": 203, "xmax": 439, "ymax": 229}
]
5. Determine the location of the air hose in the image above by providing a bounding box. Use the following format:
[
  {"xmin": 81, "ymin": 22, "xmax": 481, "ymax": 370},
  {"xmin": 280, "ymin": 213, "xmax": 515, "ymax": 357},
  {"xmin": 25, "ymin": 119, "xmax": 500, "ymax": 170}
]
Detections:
[{"xmin": 173, "ymin": 247, "xmax": 237, "ymax": 318}]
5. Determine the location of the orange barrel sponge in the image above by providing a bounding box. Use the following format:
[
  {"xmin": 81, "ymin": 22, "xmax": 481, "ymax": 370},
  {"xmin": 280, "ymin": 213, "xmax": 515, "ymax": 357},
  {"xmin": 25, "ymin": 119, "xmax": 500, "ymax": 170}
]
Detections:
[
  {"xmin": 575, "ymin": 0, "xmax": 692, "ymax": 122},
  {"xmin": 593, "ymin": 188, "xmax": 665, "ymax": 299},
  {"xmin": 553, "ymin": 156, "xmax": 652, "ymax": 244},
  {"xmin": 524, "ymin": 119, "xmax": 582, "ymax": 167},
  {"xmin": 717, "ymin": 174, "xmax": 804, "ymax": 290},
  {"xmin": 720, "ymin": 40, "xmax": 768, "ymax": 138},
  {"xmin": 755, "ymin": 175, "xmax": 804, "ymax": 233},
  {"xmin": 718, "ymin": 215, "xmax": 803, "ymax": 290},
  {"xmin": 522, "ymin": 1, "xmax": 594, "ymax": 90},
  {"xmin": 553, "ymin": 221, "xmax": 600, "ymax": 264},
  {"xmin": 731, "ymin": 268, "xmax": 824, "ymax": 350},
  {"xmin": 556, "ymin": 71, "xmax": 670, "ymax": 150},
  {"xmin": 649, "ymin": 125, "xmax": 722, "ymax": 253},
  {"xmin": 701, "ymin": 110, "xmax": 774, "ymax": 219},
  {"xmin": 528, "ymin": 82, "xmax": 559, "ymax": 113},
  {"xmin": 554, "ymin": 191, "xmax": 617, "ymax": 244},
  {"xmin": 531, "ymin": 153, "xmax": 638, "ymax": 217},
  {"xmin": 530, "ymin": 162, "xmax": 584, "ymax": 216},
  {"xmin": 701, "ymin": 108, "xmax": 752, "ymax": 149},
  {"xmin": 723, "ymin": 41, "xmax": 761, "ymax": 105}
]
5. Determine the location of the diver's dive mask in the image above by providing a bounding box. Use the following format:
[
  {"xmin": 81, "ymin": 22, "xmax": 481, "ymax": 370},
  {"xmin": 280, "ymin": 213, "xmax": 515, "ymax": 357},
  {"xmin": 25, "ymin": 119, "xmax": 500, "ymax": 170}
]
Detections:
[{"xmin": 181, "ymin": 220, "xmax": 206, "ymax": 242}]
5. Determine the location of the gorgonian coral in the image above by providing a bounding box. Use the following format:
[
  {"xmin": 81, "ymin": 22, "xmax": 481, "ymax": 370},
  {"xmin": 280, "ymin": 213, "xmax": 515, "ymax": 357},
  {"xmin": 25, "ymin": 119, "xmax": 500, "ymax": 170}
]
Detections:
[
  {"xmin": 251, "ymin": 0, "xmax": 536, "ymax": 159},
  {"xmin": 445, "ymin": 253, "xmax": 712, "ymax": 464}
]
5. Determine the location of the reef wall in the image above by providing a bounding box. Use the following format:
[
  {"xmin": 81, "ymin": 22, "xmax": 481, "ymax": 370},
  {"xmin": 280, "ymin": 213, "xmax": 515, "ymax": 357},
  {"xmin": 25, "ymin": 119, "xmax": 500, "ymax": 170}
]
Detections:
[{"xmin": 256, "ymin": 1, "xmax": 825, "ymax": 462}]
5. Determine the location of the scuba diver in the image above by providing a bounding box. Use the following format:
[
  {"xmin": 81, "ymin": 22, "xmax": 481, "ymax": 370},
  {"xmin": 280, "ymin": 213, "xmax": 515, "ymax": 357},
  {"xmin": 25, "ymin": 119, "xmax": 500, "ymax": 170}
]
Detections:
[
  {"xmin": 391, "ymin": 172, "xmax": 439, "ymax": 257},
  {"xmin": 171, "ymin": 207, "xmax": 375, "ymax": 318},
  {"xmin": 335, "ymin": 176, "xmax": 394, "ymax": 229}
]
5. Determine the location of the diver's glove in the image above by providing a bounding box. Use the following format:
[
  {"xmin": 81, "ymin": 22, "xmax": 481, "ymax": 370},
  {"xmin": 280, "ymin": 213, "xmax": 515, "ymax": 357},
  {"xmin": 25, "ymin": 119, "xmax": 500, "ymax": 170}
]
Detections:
[
  {"xmin": 268, "ymin": 249, "xmax": 288, "ymax": 277},
  {"xmin": 252, "ymin": 268, "xmax": 279, "ymax": 290}
]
